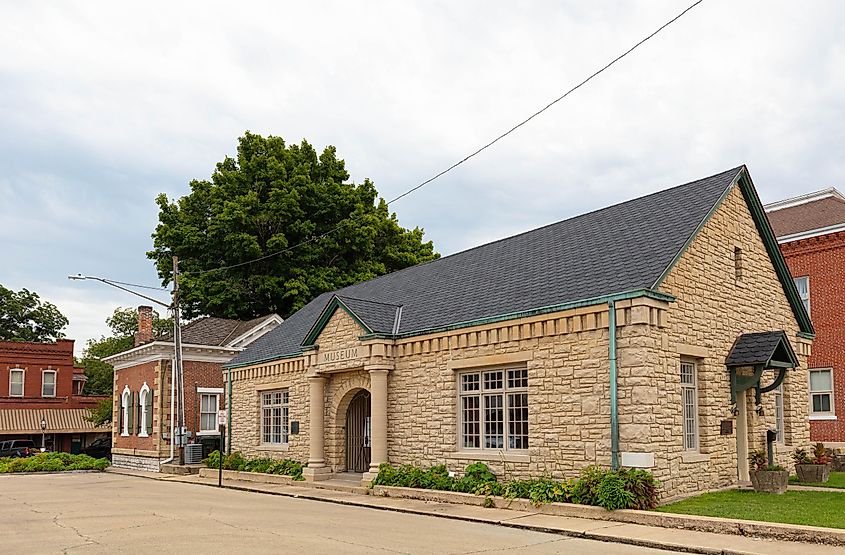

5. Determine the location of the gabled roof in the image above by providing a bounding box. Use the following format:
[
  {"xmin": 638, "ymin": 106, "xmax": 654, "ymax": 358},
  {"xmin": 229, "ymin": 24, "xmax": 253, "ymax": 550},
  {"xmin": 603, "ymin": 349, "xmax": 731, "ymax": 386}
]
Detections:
[
  {"xmin": 765, "ymin": 189, "xmax": 845, "ymax": 240},
  {"xmin": 725, "ymin": 331, "xmax": 799, "ymax": 368},
  {"xmin": 226, "ymin": 166, "xmax": 813, "ymax": 369},
  {"xmin": 159, "ymin": 314, "xmax": 280, "ymax": 347}
]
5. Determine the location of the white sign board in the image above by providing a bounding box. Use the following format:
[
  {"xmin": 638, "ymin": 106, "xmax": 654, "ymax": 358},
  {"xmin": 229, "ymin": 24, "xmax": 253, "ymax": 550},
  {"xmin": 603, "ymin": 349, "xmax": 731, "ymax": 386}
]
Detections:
[{"xmin": 217, "ymin": 409, "xmax": 228, "ymax": 427}]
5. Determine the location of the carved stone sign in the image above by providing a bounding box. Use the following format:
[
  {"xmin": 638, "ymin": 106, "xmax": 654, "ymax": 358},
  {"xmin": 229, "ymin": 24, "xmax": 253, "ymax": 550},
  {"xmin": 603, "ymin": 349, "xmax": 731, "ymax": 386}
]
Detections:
[{"xmin": 319, "ymin": 347, "xmax": 361, "ymax": 365}]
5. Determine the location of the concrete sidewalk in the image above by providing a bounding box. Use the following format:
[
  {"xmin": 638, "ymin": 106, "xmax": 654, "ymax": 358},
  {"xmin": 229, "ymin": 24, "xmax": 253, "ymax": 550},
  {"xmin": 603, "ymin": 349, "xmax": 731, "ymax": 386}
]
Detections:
[{"xmin": 106, "ymin": 468, "xmax": 844, "ymax": 555}]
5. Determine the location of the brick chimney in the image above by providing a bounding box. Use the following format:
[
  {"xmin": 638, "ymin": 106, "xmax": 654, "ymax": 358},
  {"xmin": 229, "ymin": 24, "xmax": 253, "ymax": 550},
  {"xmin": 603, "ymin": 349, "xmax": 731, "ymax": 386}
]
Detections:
[{"xmin": 135, "ymin": 306, "xmax": 154, "ymax": 346}]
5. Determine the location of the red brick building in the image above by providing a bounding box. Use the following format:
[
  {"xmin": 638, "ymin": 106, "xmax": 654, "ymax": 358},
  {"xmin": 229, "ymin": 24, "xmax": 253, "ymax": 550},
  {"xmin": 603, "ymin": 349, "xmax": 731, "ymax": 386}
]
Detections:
[
  {"xmin": 0, "ymin": 339, "xmax": 109, "ymax": 453},
  {"xmin": 767, "ymin": 188, "xmax": 845, "ymax": 443},
  {"xmin": 104, "ymin": 307, "xmax": 280, "ymax": 471}
]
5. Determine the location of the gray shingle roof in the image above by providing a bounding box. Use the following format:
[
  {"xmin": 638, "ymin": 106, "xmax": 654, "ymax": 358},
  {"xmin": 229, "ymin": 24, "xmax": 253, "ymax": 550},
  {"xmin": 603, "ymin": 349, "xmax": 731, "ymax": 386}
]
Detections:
[
  {"xmin": 160, "ymin": 314, "xmax": 278, "ymax": 347},
  {"xmin": 725, "ymin": 331, "xmax": 799, "ymax": 367},
  {"xmin": 226, "ymin": 166, "xmax": 744, "ymax": 368}
]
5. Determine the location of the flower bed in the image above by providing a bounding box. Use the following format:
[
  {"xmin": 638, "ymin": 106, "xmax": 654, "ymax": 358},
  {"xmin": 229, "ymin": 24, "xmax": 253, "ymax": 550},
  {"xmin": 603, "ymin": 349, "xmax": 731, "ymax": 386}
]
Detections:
[
  {"xmin": 371, "ymin": 462, "xmax": 659, "ymax": 510},
  {"xmin": 0, "ymin": 452, "xmax": 110, "ymax": 473},
  {"xmin": 203, "ymin": 450, "xmax": 304, "ymax": 481}
]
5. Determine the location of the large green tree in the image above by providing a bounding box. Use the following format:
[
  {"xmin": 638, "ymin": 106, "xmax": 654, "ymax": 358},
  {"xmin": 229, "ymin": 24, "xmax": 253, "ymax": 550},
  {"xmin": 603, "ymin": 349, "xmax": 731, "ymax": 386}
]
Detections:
[
  {"xmin": 0, "ymin": 284, "xmax": 68, "ymax": 342},
  {"xmin": 147, "ymin": 132, "xmax": 438, "ymax": 319},
  {"xmin": 78, "ymin": 307, "xmax": 171, "ymax": 397}
]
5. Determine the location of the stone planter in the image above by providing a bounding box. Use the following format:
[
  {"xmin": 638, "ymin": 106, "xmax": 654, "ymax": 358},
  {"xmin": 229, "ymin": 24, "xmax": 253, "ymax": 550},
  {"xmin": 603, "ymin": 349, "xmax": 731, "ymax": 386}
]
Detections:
[
  {"xmin": 796, "ymin": 464, "xmax": 830, "ymax": 484},
  {"xmin": 750, "ymin": 470, "xmax": 789, "ymax": 494}
]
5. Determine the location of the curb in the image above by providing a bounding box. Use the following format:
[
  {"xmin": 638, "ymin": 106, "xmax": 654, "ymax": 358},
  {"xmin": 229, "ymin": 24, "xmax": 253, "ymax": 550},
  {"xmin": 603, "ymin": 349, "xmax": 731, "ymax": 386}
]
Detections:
[{"xmin": 103, "ymin": 469, "xmax": 797, "ymax": 555}]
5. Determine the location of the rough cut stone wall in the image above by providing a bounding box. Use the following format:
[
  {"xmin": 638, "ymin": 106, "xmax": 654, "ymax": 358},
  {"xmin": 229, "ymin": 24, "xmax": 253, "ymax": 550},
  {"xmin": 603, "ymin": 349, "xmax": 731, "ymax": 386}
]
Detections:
[
  {"xmin": 112, "ymin": 453, "xmax": 163, "ymax": 472},
  {"xmin": 657, "ymin": 183, "xmax": 811, "ymax": 497}
]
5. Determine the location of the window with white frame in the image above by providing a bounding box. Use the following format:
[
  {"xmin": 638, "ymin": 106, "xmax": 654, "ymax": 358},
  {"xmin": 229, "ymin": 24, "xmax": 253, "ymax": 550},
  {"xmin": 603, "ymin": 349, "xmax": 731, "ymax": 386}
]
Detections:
[
  {"xmin": 680, "ymin": 360, "xmax": 699, "ymax": 452},
  {"xmin": 9, "ymin": 369, "xmax": 24, "ymax": 397},
  {"xmin": 794, "ymin": 276, "xmax": 810, "ymax": 316},
  {"xmin": 120, "ymin": 386, "xmax": 131, "ymax": 436},
  {"xmin": 809, "ymin": 369, "xmax": 835, "ymax": 418},
  {"xmin": 261, "ymin": 389, "xmax": 289, "ymax": 444},
  {"xmin": 459, "ymin": 368, "xmax": 528, "ymax": 451},
  {"xmin": 200, "ymin": 393, "xmax": 219, "ymax": 433},
  {"xmin": 774, "ymin": 384, "xmax": 785, "ymax": 444},
  {"xmin": 42, "ymin": 370, "xmax": 56, "ymax": 397},
  {"xmin": 138, "ymin": 383, "xmax": 150, "ymax": 437}
]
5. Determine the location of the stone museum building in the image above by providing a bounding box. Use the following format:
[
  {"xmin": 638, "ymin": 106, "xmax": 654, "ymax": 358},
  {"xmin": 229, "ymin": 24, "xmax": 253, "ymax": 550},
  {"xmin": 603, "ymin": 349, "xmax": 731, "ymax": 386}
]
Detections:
[{"xmin": 223, "ymin": 166, "xmax": 814, "ymax": 498}]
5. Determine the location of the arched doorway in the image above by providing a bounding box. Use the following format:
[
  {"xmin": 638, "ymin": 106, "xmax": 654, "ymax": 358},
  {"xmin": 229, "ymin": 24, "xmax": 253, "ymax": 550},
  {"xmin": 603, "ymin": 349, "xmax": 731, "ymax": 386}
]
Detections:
[{"xmin": 345, "ymin": 390, "xmax": 371, "ymax": 472}]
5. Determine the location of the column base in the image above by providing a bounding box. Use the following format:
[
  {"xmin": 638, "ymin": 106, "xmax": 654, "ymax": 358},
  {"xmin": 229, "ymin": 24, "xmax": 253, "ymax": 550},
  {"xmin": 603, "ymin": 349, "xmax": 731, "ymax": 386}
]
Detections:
[
  {"xmin": 303, "ymin": 465, "xmax": 332, "ymax": 481},
  {"xmin": 361, "ymin": 470, "xmax": 378, "ymax": 487}
]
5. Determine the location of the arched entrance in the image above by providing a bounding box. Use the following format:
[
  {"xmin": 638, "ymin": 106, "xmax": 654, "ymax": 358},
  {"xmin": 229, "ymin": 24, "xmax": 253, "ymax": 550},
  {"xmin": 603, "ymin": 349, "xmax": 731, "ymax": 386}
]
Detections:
[{"xmin": 345, "ymin": 390, "xmax": 371, "ymax": 472}]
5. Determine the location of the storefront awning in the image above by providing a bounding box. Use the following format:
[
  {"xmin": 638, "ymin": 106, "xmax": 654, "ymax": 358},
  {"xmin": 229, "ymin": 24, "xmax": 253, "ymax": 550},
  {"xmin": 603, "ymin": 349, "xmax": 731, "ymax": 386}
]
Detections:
[{"xmin": 0, "ymin": 408, "xmax": 110, "ymax": 435}]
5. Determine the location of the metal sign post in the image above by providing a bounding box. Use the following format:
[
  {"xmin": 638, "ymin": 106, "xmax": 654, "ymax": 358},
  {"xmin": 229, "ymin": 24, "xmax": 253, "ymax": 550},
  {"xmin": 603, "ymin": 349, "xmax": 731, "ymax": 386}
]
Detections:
[{"xmin": 218, "ymin": 409, "xmax": 227, "ymax": 487}]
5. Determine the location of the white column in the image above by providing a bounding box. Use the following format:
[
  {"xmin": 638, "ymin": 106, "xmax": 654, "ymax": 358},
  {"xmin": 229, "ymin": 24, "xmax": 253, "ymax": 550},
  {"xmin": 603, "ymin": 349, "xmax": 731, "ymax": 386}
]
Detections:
[
  {"xmin": 303, "ymin": 375, "xmax": 330, "ymax": 481},
  {"xmin": 364, "ymin": 367, "xmax": 390, "ymax": 480}
]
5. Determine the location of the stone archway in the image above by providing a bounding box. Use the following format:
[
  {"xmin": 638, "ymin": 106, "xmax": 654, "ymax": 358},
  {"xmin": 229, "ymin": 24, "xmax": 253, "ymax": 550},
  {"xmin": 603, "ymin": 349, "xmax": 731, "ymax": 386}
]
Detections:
[
  {"xmin": 344, "ymin": 390, "xmax": 371, "ymax": 472},
  {"xmin": 329, "ymin": 376, "xmax": 370, "ymax": 471}
]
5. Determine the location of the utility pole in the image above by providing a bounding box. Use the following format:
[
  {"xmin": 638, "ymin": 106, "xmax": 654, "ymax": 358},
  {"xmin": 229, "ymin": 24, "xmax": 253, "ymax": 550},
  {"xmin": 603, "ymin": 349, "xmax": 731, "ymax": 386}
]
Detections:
[{"xmin": 172, "ymin": 256, "xmax": 186, "ymax": 465}]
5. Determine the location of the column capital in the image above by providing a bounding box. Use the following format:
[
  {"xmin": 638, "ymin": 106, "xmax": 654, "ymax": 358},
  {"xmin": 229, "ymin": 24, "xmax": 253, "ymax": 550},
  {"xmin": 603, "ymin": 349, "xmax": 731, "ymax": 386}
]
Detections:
[
  {"xmin": 306, "ymin": 373, "xmax": 327, "ymax": 382},
  {"xmin": 365, "ymin": 364, "xmax": 392, "ymax": 374}
]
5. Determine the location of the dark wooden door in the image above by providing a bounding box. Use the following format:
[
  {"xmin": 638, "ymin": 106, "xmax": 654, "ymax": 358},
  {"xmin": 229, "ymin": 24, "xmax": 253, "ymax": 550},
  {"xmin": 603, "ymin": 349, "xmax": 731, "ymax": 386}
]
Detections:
[{"xmin": 345, "ymin": 390, "xmax": 371, "ymax": 472}]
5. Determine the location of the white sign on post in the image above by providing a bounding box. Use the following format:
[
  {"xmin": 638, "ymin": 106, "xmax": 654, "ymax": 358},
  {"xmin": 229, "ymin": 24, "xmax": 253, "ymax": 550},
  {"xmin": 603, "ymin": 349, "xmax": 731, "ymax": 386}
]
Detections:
[{"xmin": 217, "ymin": 409, "xmax": 228, "ymax": 427}]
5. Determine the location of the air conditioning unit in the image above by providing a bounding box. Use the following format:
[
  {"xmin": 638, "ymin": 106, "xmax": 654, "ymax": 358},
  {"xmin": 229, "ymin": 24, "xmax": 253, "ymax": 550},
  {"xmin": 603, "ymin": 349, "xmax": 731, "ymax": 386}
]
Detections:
[{"xmin": 185, "ymin": 444, "xmax": 204, "ymax": 465}]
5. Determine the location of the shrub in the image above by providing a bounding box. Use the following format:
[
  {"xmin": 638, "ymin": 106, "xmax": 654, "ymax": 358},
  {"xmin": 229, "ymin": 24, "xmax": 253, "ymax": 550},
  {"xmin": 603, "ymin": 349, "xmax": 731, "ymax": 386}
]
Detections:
[
  {"xmin": 571, "ymin": 465, "xmax": 606, "ymax": 506},
  {"xmin": 203, "ymin": 451, "xmax": 304, "ymax": 480},
  {"xmin": 527, "ymin": 477, "xmax": 573, "ymax": 506},
  {"xmin": 793, "ymin": 448, "xmax": 812, "ymax": 465},
  {"xmin": 813, "ymin": 442, "xmax": 832, "ymax": 465},
  {"xmin": 0, "ymin": 452, "xmax": 110, "ymax": 473},
  {"xmin": 596, "ymin": 472, "xmax": 634, "ymax": 510},
  {"xmin": 749, "ymin": 449, "xmax": 768, "ymax": 472},
  {"xmin": 619, "ymin": 468, "xmax": 660, "ymax": 510}
]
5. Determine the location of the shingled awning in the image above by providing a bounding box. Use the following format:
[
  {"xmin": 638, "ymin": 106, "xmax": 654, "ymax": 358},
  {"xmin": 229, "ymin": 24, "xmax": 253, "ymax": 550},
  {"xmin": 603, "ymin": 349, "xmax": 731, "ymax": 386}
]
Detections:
[
  {"xmin": 0, "ymin": 408, "xmax": 110, "ymax": 434},
  {"xmin": 725, "ymin": 331, "xmax": 799, "ymax": 369}
]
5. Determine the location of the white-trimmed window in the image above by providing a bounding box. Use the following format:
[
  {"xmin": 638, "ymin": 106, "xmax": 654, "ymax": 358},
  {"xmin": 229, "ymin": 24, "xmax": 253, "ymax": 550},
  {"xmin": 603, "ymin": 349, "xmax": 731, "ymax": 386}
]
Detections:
[
  {"xmin": 459, "ymin": 368, "xmax": 528, "ymax": 451},
  {"xmin": 9, "ymin": 368, "xmax": 24, "ymax": 397},
  {"xmin": 261, "ymin": 389, "xmax": 289, "ymax": 445},
  {"xmin": 794, "ymin": 276, "xmax": 810, "ymax": 316},
  {"xmin": 809, "ymin": 369, "xmax": 835, "ymax": 419},
  {"xmin": 138, "ymin": 383, "xmax": 150, "ymax": 437},
  {"xmin": 42, "ymin": 370, "xmax": 57, "ymax": 397},
  {"xmin": 120, "ymin": 386, "xmax": 131, "ymax": 436},
  {"xmin": 774, "ymin": 384, "xmax": 785, "ymax": 444},
  {"xmin": 198, "ymin": 388, "xmax": 223, "ymax": 434},
  {"xmin": 680, "ymin": 360, "xmax": 699, "ymax": 452}
]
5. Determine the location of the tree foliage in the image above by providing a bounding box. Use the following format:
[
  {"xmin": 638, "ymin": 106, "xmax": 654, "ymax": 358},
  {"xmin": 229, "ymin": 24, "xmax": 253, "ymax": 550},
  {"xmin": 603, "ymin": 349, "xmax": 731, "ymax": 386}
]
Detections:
[
  {"xmin": 147, "ymin": 132, "xmax": 439, "ymax": 320},
  {"xmin": 77, "ymin": 307, "xmax": 171, "ymax": 396},
  {"xmin": 0, "ymin": 284, "xmax": 68, "ymax": 342}
]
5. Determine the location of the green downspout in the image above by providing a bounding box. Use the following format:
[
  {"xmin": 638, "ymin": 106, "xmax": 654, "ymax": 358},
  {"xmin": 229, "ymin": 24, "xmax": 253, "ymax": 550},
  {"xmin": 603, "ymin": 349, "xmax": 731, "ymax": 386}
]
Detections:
[
  {"xmin": 226, "ymin": 370, "xmax": 232, "ymax": 454},
  {"xmin": 608, "ymin": 300, "xmax": 619, "ymax": 470}
]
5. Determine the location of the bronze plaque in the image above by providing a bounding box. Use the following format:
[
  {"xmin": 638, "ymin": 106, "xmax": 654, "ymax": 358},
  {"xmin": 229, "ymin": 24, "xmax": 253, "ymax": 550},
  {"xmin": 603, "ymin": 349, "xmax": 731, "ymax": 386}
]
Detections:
[{"xmin": 720, "ymin": 420, "xmax": 734, "ymax": 435}]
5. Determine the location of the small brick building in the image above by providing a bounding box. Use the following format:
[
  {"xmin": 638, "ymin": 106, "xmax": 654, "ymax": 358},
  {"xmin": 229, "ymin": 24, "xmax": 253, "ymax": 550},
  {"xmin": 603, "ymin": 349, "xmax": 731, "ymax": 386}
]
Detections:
[
  {"xmin": 0, "ymin": 339, "xmax": 108, "ymax": 452},
  {"xmin": 223, "ymin": 166, "xmax": 815, "ymax": 499},
  {"xmin": 105, "ymin": 309, "xmax": 280, "ymax": 471},
  {"xmin": 767, "ymin": 188, "xmax": 845, "ymax": 444}
]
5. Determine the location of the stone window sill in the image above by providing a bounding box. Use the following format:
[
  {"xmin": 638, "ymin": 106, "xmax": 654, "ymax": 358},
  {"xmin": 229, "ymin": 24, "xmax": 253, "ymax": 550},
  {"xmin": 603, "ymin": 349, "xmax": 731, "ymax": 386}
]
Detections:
[
  {"xmin": 681, "ymin": 452, "xmax": 710, "ymax": 463},
  {"xmin": 810, "ymin": 415, "xmax": 837, "ymax": 421},
  {"xmin": 256, "ymin": 443, "xmax": 290, "ymax": 452},
  {"xmin": 196, "ymin": 431, "xmax": 220, "ymax": 437},
  {"xmin": 447, "ymin": 451, "xmax": 529, "ymax": 463}
]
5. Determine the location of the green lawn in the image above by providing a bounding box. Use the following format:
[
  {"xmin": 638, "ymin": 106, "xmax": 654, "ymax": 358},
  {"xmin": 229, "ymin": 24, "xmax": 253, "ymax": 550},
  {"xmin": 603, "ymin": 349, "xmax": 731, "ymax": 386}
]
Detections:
[
  {"xmin": 656, "ymin": 489, "xmax": 845, "ymax": 529},
  {"xmin": 789, "ymin": 471, "xmax": 845, "ymax": 489}
]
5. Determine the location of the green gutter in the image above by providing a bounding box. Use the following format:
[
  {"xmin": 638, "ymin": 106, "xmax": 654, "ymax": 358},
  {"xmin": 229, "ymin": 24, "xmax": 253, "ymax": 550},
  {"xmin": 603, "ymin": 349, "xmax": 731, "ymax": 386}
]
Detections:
[
  {"xmin": 225, "ymin": 288, "xmax": 676, "ymax": 370},
  {"xmin": 226, "ymin": 370, "xmax": 232, "ymax": 454},
  {"xmin": 608, "ymin": 300, "xmax": 619, "ymax": 471}
]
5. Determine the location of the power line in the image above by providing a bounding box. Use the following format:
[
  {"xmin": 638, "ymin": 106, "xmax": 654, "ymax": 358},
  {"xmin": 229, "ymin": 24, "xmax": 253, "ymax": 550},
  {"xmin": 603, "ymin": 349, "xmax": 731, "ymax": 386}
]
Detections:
[
  {"xmin": 185, "ymin": 0, "xmax": 705, "ymax": 278},
  {"xmin": 104, "ymin": 278, "xmax": 168, "ymax": 291}
]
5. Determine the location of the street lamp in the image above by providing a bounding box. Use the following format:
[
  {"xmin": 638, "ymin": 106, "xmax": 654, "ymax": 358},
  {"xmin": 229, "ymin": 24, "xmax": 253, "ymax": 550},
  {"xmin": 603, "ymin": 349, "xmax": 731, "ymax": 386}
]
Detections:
[
  {"xmin": 40, "ymin": 417, "xmax": 47, "ymax": 452},
  {"xmin": 68, "ymin": 266, "xmax": 187, "ymax": 465}
]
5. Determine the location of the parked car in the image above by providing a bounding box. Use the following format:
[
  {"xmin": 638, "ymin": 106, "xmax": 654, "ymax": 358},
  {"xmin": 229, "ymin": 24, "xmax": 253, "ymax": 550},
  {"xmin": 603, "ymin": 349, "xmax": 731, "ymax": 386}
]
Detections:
[
  {"xmin": 82, "ymin": 436, "xmax": 111, "ymax": 460},
  {"xmin": 0, "ymin": 439, "xmax": 37, "ymax": 458}
]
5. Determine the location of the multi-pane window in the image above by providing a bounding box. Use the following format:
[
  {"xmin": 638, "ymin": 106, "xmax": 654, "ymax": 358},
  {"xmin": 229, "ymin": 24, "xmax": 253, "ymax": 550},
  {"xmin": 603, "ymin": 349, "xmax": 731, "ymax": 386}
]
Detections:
[
  {"xmin": 459, "ymin": 368, "xmax": 528, "ymax": 451},
  {"xmin": 809, "ymin": 369, "xmax": 834, "ymax": 417},
  {"xmin": 680, "ymin": 361, "xmax": 699, "ymax": 452},
  {"xmin": 794, "ymin": 276, "xmax": 810, "ymax": 316},
  {"xmin": 261, "ymin": 389, "xmax": 289, "ymax": 444},
  {"xmin": 200, "ymin": 394, "xmax": 219, "ymax": 432},
  {"xmin": 9, "ymin": 369, "xmax": 24, "ymax": 397},
  {"xmin": 42, "ymin": 370, "xmax": 56, "ymax": 397},
  {"xmin": 774, "ymin": 385, "xmax": 785, "ymax": 444}
]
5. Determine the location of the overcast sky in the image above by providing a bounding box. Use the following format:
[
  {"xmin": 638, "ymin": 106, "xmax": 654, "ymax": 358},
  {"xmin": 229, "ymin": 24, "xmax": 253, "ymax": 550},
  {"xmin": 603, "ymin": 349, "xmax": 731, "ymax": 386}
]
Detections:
[{"xmin": 1, "ymin": 1, "xmax": 843, "ymax": 354}]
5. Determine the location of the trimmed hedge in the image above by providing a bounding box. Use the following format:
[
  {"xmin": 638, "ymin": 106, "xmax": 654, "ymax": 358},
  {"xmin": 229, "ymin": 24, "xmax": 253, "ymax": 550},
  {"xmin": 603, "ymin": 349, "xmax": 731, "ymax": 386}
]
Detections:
[
  {"xmin": 204, "ymin": 450, "xmax": 304, "ymax": 481},
  {"xmin": 372, "ymin": 462, "xmax": 659, "ymax": 511},
  {"xmin": 0, "ymin": 452, "xmax": 110, "ymax": 473}
]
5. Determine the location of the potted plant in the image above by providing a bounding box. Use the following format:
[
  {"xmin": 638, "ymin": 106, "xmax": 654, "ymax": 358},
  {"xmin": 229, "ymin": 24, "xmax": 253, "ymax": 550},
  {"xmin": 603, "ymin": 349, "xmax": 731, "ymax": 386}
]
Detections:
[
  {"xmin": 749, "ymin": 449, "xmax": 788, "ymax": 493},
  {"xmin": 793, "ymin": 443, "xmax": 831, "ymax": 483}
]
